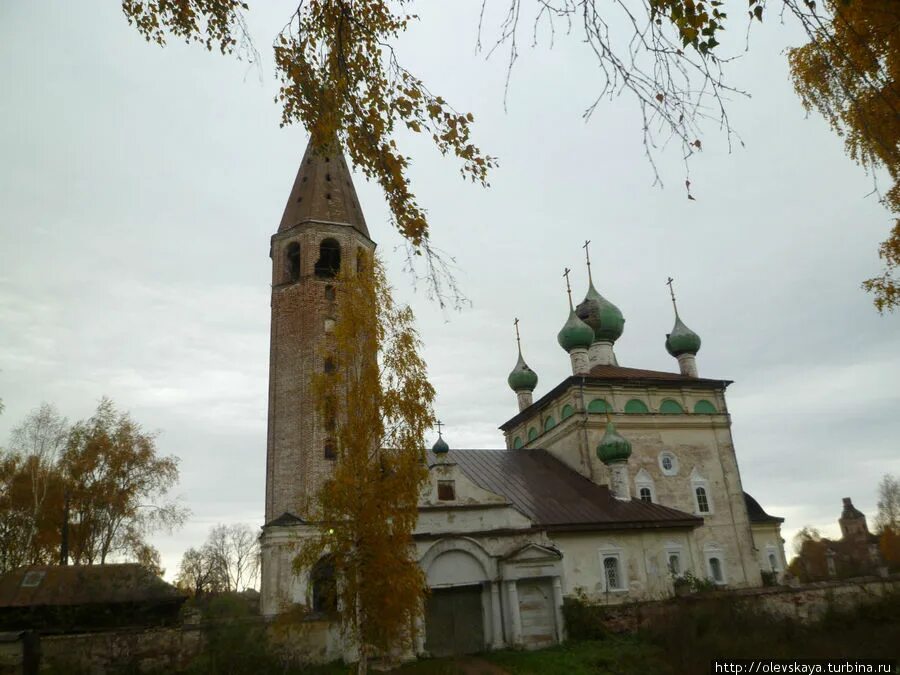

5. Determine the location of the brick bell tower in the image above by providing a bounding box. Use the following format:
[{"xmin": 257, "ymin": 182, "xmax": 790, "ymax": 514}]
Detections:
[{"xmin": 261, "ymin": 137, "xmax": 375, "ymax": 614}]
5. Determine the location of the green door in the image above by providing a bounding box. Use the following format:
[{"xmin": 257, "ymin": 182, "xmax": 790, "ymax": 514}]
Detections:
[{"xmin": 424, "ymin": 585, "xmax": 485, "ymax": 657}]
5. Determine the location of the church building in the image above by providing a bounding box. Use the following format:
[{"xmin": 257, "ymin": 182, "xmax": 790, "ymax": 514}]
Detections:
[{"xmin": 258, "ymin": 138, "xmax": 786, "ymax": 658}]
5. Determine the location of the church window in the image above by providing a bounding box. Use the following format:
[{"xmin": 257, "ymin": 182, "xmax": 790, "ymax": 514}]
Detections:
[
  {"xmin": 356, "ymin": 249, "xmax": 367, "ymax": 275},
  {"xmin": 325, "ymin": 173, "xmax": 331, "ymax": 182},
  {"xmin": 660, "ymin": 399, "xmax": 685, "ymax": 414},
  {"xmin": 659, "ymin": 452, "xmax": 679, "ymax": 476},
  {"xmin": 324, "ymin": 440, "xmax": 336, "ymax": 460},
  {"xmin": 437, "ymin": 480, "xmax": 456, "ymax": 501},
  {"xmin": 326, "ymin": 193, "xmax": 332, "ymax": 200},
  {"xmin": 693, "ymin": 399, "xmax": 717, "ymax": 414},
  {"xmin": 668, "ymin": 553, "xmax": 681, "ymax": 576},
  {"xmin": 527, "ymin": 427, "xmax": 538, "ymax": 442},
  {"xmin": 691, "ymin": 469, "xmax": 713, "ymax": 514},
  {"xmin": 602, "ymin": 555, "xmax": 624, "ymax": 591},
  {"xmin": 561, "ymin": 404, "xmax": 574, "ymax": 420},
  {"xmin": 634, "ymin": 468, "xmax": 655, "ymax": 502},
  {"xmin": 695, "ymin": 487, "xmax": 710, "ymax": 513},
  {"xmin": 324, "ymin": 285, "xmax": 336, "ymax": 301},
  {"xmin": 324, "ymin": 357, "xmax": 335, "ymax": 374},
  {"xmin": 544, "ymin": 416, "xmax": 556, "ymax": 432},
  {"xmin": 315, "ymin": 239, "xmax": 341, "ymax": 278},
  {"xmin": 311, "ymin": 557, "xmax": 337, "ymax": 614},
  {"xmin": 624, "ymin": 399, "xmax": 649, "ymax": 414},
  {"xmin": 587, "ymin": 398, "xmax": 611, "ymax": 413},
  {"xmin": 512, "ymin": 436, "xmax": 523, "ymax": 449},
  {"xmin": 708, "ymin": 556, "xmax": 724, "ymax": 584},
  {"xmin": 768, "ymin": 552, "xmax": 778, "ymax": 571},
  {"xmin": 286, "ymin": 242, "xmax": 301, "ymax": 283}
]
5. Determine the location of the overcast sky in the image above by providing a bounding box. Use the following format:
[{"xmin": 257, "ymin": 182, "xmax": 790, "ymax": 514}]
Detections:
[{"xmin": 1, "ymin": 1, "xmax": 897, "ymax": 581}]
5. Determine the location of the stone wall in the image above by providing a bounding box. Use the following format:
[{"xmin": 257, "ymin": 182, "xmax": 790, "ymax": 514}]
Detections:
[
  {"xmin": 593, "ymin": 575, "xmax": 900, "ymax": 633},
  {"xmin": 30, "ymin": 616, "xmax": 342, "ymax": 674}
]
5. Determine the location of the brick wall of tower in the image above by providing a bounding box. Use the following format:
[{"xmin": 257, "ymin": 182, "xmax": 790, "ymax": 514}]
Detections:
[{"xmin": 265, "ymin": 222, "xmax": 376, "ymax": 522}]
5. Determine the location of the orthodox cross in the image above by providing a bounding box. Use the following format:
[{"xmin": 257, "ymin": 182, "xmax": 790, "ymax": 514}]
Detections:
[
  {"xmin": 563, "ymin": 267, "xmax": 573, "ymax": 310},
  {"xmin": 666, "ymin": 276, "xmax": 679, "ymax": 316},
  {"xmin": 583, "ymin": 240, "xmax": 593, "ymax": 284},
  {"xmin": 514, "ymin": 317, "xmax": 522, "ymax": 353},
  {"xmin": 436, "ymin": 419, "xmax": 444, "ymax": 437}
]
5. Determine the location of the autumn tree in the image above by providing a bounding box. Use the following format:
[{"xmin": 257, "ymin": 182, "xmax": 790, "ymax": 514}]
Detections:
[
  {"xmin": 8, "ymin": 404, "xmax": 69, "ymax": 560},
  {"xmin": 176, "ymin": 546, "xmax": 229, "ymax": 596},
  {"xmin": 205, "ymin": 523, "xmax": 260, "ymax": 591},
  {"xmin": 874, "ymin": 473, "xmax": 900, "ymax": 534},
  {"xmin": 61, "ymin": 397, "xmax": 187, "ymax": 565},
  {"xmin": 787, "ymin": 0, "xmax": 900, "ymax": 312},
  {"xmin": 0, "ymin": 405, "xmax": 68, "ymax": 573},
  {"xmin": 175, "ymin": 523, "xmax": 260, "ymax": 595},
  {"xmin": 292, "ymin": 255, "xmax": 434, "ymax": 673}
]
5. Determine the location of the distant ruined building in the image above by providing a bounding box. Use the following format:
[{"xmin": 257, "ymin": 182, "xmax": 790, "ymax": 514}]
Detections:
[
  {"xmin": 790, "ymin": 498, "xmax": 883, "ymax": 582},
  {"xmin": 258, "ymin": 137, "xmax": 787, "ymax": 658}
]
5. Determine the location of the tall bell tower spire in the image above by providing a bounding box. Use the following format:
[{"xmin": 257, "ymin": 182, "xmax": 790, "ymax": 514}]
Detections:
[{"xmin": 264, "ymin": 136, "xmax": 377, "ymax": 524}]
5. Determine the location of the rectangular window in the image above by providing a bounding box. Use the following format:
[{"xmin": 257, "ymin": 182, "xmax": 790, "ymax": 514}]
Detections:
[
  {"xmin": 667, "ymin": 553, "xmax": 681, "ymax": 576},
  {"xmin": 437, "ymin": 480, "xmax": 455, "ymax": 501},
  {"xmin": 639, "ymin": 487, "xmax": 653, "ymax": 503}
]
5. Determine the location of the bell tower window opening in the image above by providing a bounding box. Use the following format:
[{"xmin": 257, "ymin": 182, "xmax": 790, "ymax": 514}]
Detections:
[
  {"xmin": 315, "ymin": 239, "xmax": 341, "ymax": 278},
  {"xmin": 356, "ymin": 249, "xmax": 367, "ymax": 275},
  {"xmin": 285, "ymin": 242, "xmax": 301, "ymax": 283}
]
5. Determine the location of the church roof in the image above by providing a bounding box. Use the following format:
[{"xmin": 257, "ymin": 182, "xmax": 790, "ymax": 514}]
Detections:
[
  {"xmin": 278, "ymin": 137, "xmax": 370, "ymax": 238},
  {"xmin": 743, "ymin": 492, "xmax": 784, "ymax": 524},
  {"xmin": 499, "ymin": 366, "xmax": 732, "ymax": 431},
  {"xmin": 263, "ymin": 512, "xmax": 306, "ymax": 528},
  {"xmin": 426, "ymin": 448, "xmax": 702, "ymax": 532}
]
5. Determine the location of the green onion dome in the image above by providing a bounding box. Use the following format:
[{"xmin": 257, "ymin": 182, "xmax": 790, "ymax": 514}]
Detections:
[
  {"xmin": 576, "ymin": 282, "xmax": 625, "ymax": 343},
  {"xmin": 596, "ymin": 421, "xmax": 632, "ymax": 464},
  {"xmin": 665, "ymin": 316, "xmax": 702, "ymax": 357},
  {"xmin": 432, "ymin": 434, "xmax": 449, "ymax": 454},
  {"xmin": 507, "ymin": 351, "xmax": 538, "ymax": 392},
  {"xmin": 557, "ymin": 309, "xmax": 595, "ymax": 352}
]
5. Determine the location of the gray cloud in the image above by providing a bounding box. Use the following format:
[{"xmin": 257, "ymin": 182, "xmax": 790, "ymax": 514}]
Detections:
[{"xmin": 2, "ymin": 1, "xmax": 898, "ymax": 577}]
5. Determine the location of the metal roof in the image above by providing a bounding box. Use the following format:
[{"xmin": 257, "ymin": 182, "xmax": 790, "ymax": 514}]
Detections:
[
  {"xmin": 743, "ymin": 492, "xmax": 785, "ymax": 524},
  {"xmin": 277, "ymin": 136, "xmax": 370, "ymax": 238},
  {"xmin": 0, "ymin": 564, "xmax": 184, "ymax": 609},
  {"xmin": 428, "ymin": 448, "xmax": 702, "ymax": 532}
]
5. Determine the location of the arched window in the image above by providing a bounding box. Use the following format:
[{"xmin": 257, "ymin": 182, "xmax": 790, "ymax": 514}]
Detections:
[
  {"xmin": 693, "ymin": 399, "xmax": 717, "ymax": 414},
  {"xmin": 768, "ymin": 552, "xmax": 778, "ymax": 571},
  {"xmin": 315, "ymin": 238, "xmax": 341, "ymax": 278},
  {"xmin": 587, "ymin": 398, "xmax": 611, "ymax": 413},
  {"xmin": 695, "ymin": 486, "xmax": 710, "ymax": 513},
  {"xmin": 639, "ymin": 487, "xmax": 652, "ymax": 503},
  {"xmin": 324, "ymin": 284, "xmax": 336, "ymax": 301},
  {"xmin": 285, "ymin": 242, "xmax": 301, "ymax": 283},
  {"xmin": 527, "ymin": 427, "xmax": 538, "ymax": 442},
  {"xmin": 512, "ymin": 436, "xmax": 523, "ymax": 449},
  {"xmin": 324, "ymin": 357, "xmax": 335, "ymax": 374},
  {"xmin": 324, "ymin": 440, "xmax": 336, "ymax": 460},
  {"xmin": 603, "ymin": 556, "xmax": 622, "ymax": 590},
  {"xmin": 311, "ymin": 556, "xmax": 337, "ymax": 613},
  {"xmin": 561, "ymin": 404, "xmax": 575, "ymax": 420},
  {"xmin": 624, "ymin": 399, "xmax": 649, "ymax": 414},
  {"xmin": 708, "ymin": 557, "xmax": 723, "ymax": 583},
  {"xmin": 544, "ymin": 416, "xmax": 556, "ymax": 432},
  {"xmin": 659, "ymin": 399, "xmax": 685, "ymax": 414}
]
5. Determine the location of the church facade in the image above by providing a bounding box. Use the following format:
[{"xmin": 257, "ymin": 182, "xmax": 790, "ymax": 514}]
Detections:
[{"xmin": 258, "ymin": 139, "xmax": 786, "ymax": 658}]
